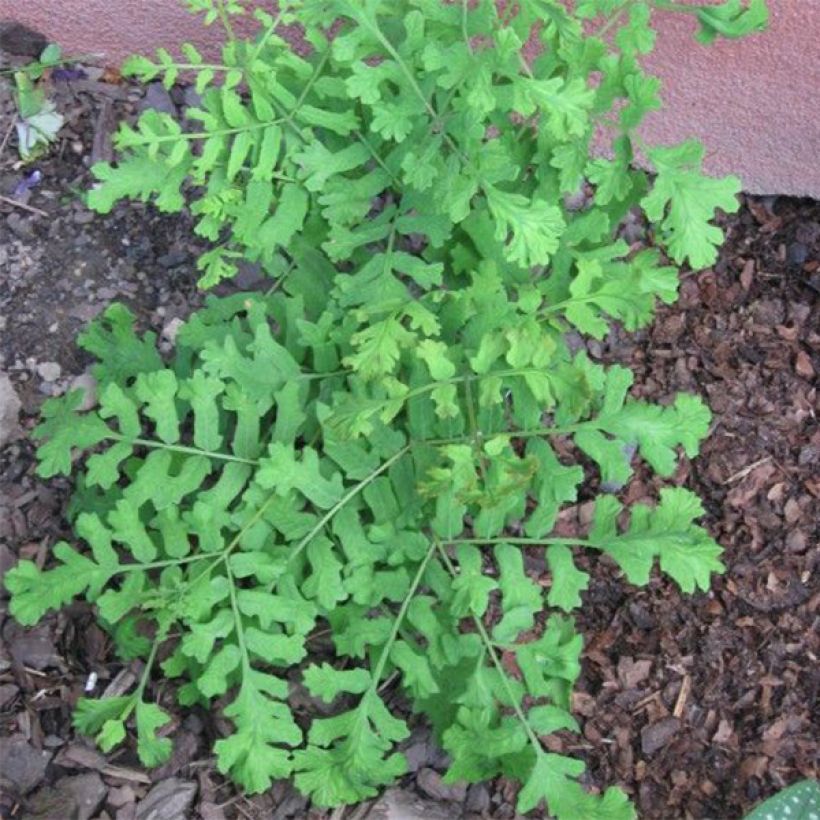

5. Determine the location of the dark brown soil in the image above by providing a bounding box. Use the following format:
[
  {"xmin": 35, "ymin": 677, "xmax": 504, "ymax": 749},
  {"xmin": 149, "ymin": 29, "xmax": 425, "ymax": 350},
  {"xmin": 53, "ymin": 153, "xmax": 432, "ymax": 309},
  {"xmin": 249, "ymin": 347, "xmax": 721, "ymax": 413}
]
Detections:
[{"xmin": 0, "ymin": 59, "xmax": 817, "ymax": 820}]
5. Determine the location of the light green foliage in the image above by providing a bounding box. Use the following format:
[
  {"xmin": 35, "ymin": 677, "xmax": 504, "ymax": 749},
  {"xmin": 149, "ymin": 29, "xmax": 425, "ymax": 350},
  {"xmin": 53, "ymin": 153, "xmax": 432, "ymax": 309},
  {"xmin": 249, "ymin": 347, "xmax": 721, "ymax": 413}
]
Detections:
[
  {"xmin": 10, "ymin": 43, "xmax": 65, "ymax": 160},
  {"xmin": 5, "ymin": 0, "xmax": 768, "ymax": 815},
  {"xmin": 85, "ymin": 0, "xmax": 755, "ymax": 283}
]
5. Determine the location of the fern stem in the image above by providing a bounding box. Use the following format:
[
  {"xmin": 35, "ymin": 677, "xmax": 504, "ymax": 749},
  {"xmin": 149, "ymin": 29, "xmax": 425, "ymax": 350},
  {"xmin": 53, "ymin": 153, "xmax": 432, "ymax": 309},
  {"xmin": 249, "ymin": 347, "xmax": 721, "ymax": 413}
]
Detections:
[
  {"xmin": 251, "ymin": 9, "xmax": 286, "ymax": 59},
  {"xmin": 107, "ymin": 433, "xmax": 259, "ymax": 465},
  {"xmin": 433, "ymin": 541, "xmax": 544, "ymax": 753},
  {"xmin": 445, "ymin": 535, "xmax": 595, "ymax": 548},
  {"xmin": 368, "ymin": 541, "xmax": 436, "ymax": 689},
  {"xmin": 225, "ymin": 557, "xmax": 251, "ymax": 671},
  {"xmin": 421, "ymin": 420, "xmax": 591, "ymax": 446},
  {"xmin": 125, "ymin": 118, "xmax": 287, "ymax": 147},
  {"xmin": 272, "ymin": 444, "xmax": 413, "ymax": 584},
  {"xmin": 348, "ymin": 3, "xmax": 468, "ymax": 163},
  {"xmin": 215, "ymin": 0, "xmax": 236, "ymax": 42},
  {"xmin": 593, "ymin": 2, "xmax": 635, "ymax": 39},
  {"xmin": 117, "ymin": 554, "xmax": 213, "ymax": 572}
]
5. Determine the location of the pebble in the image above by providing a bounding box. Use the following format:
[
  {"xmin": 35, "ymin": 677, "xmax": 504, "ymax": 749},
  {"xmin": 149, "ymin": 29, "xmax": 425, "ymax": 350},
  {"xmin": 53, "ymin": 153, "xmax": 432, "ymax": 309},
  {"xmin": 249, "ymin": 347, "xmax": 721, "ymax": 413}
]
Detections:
[
  {"xmin": 0, "ymin": 735, "xmax": 53, "ymax": 794},
  {"xmin": 368, "ymin": 789, "xmax": 456, "ymax": 820},
  {"xmin": 162, "ymin": 317, "xmax": 185, "ymax": 346},
  {"xmin": 0, "ymin": 21, "xmax": 47, "ymax": 56},
  {"xmin": 465, "ymin": 783, "xmax": 491, "ymax": 814},
  {"xmin": 70, "ymin": 372, "xmax": 98, "ymax": 411},
  {"xmin": 36, "ymin": 361, "xmax": 62, "ymax": 382},
  {"xmin": 158, "ymin": 249, "xmax": 189, "ymax": 269},
  {"xmin": 416, "ymin": 767, "xmax": 467, "ymax": 803},
  {"xmin": 7, "ymin": 213, "xmax": 35, "ymax": 240},
  {"xmin": 135, "ymin": 778, "xmax": 197, "ymax": 820},
  {"xmin": 641, "ymin": 717, "xmax": 681, "ymax": 755},
  {"xmin": 141, "ymin": 82, "xmax": 178, "ymax": 117},
  {"xmin": 0, "ymin": 372, "xmax": 22, "ymax": 448},
  {"xmin": 787, "ymin": 241, "xmax": 808, "ymax": 266},
  {"xmin": 182, "ymin": 85, "xmax": 203, "ymax": 109}
]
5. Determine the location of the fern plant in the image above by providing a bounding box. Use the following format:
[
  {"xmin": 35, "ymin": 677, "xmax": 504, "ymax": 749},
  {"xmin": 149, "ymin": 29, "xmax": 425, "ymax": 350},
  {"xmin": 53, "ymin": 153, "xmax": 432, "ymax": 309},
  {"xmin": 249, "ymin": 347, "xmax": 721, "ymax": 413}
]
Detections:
[{"xmin": 6, "ymin": 0, "xmax": 768, "ymax": 816}]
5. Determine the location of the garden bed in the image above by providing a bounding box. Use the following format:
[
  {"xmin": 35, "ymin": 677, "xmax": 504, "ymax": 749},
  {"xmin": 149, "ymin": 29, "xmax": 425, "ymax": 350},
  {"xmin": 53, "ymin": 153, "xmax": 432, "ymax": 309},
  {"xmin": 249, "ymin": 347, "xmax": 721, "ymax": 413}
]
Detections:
[{"xmin": 0, "ymin": 57, "xmax": 817, "ymax": 820}]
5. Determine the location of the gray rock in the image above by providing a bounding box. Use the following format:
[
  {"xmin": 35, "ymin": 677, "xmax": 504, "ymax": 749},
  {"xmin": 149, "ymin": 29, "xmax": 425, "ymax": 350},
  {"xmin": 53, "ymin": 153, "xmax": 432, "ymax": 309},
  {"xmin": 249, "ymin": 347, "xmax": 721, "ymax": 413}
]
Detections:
[
  {"xmin": 7, "ymin": 212, "xmax": 35, "ymax": 239},
  {"xmin": 0, "ymin": 22, "xmax": 47, "ymax": 57},
  {"xmin": 36, "ymin": 361, "xmax": 61, "ymax": 382},
  {"xmin": 161, "ymin": 317, "xmax": 185, "ymax": 346},
  {"xmin": 141, "ymin": 83, "xmax": 178, "ymax": 117},
  {"xmin": 6, "ymin": 623, "xmax": 61, "ymax": 670},
  {"xmin": 368, "ymin": 788, "xmax": 460, "ymax": 820},
  {"xmin": 788, "ymin": 241, "xmax": 808, "ymax": 266},
  {"xmin": 135, "ymin": 778, "xmax": 197, "ymax": 820},
  {"xmin": 0, "ymin": 371, "xmax": 21, "ymax": 448},
  {"xmin": 416, "ymin": 767, "xmax": 467, "ymax": 803},
  {"xmin": 402, "ymin": 729, "xmax": 438, "ymax": 774},
  {"xmin": 69, "ymin": 371, "xmax": 98, "ymax": 411},
  {"xmin": 234, "ymin": 261, "xmax": 266, "ymax": 289},
  {"xmin": 0, "ymin": 735, "xmax": 53, "ymax": 794},
  {"xmin": 640, "ymin": 716, "xmax": 680, "ymax": 755},
  {"xmin": 182, "ymin": 85, "xmax": 203, "ymax": 110},
  {"xmin": 465, "ymin": 783, "xmax": 491, "ymax": 814},
  {"xmin": 27, "ymin": 773, "xmax": 107, "ymax": 820},
  {"xmin": 157, "ymin": 250, "xmax": 189, "ymax": 269}
]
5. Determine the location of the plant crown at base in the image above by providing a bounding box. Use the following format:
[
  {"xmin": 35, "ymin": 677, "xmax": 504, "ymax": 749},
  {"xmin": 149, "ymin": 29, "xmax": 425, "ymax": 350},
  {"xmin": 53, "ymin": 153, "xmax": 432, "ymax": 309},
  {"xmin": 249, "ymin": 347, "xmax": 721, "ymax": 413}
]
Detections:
[{"xmin": 6, "ymin": 0, "xmax": 768, "ymax": 816}]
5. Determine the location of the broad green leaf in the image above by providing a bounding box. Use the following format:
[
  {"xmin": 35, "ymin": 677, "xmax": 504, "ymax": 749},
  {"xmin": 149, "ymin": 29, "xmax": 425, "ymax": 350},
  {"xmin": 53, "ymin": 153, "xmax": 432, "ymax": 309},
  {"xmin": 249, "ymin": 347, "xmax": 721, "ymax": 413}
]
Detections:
[
  {"xmin": 642, "ymin": 141, "xmax": 740, "ymax": 269},
  {"xmin": 303, "ymin": 663, "xmax": 371, "ymax": 703},
  {"xmin": 592, "ymin": 489, "xmax": 724, "ymax": 593},
  {"xmin": 135, "ymin": 701, "xmax": 173, "ymax": 767},
  {"xmin": 485, "ymin": 186, "xmax": 565, "ymax": 268},
  {"xmin": 547, "ymin": 545, "xmax": 589, "ymax": 612}
]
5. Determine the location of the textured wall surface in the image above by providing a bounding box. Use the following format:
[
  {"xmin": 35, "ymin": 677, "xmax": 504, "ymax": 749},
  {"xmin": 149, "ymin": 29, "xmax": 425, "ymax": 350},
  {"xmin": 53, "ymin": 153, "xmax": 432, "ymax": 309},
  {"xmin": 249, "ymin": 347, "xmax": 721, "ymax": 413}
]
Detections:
[{"xmin": 3, "ymin": 1, "xmax": 819, "ymax": 196}]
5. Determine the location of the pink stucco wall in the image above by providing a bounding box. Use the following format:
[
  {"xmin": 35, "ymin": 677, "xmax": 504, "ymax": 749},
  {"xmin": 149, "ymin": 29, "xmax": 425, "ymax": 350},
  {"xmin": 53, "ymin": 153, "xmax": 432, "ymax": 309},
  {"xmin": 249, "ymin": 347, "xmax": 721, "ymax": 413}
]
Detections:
[{"xmin": 4, "ymin": 1, "xmax": 819, "ymax": 196}]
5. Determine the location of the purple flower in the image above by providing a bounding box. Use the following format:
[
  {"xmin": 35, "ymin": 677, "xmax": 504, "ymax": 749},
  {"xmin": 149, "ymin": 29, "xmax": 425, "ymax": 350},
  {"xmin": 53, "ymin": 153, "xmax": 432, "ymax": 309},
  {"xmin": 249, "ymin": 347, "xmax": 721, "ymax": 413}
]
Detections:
[{"xmin": 12, "ymin": 169, "xmax": 43, "ymax": 198}]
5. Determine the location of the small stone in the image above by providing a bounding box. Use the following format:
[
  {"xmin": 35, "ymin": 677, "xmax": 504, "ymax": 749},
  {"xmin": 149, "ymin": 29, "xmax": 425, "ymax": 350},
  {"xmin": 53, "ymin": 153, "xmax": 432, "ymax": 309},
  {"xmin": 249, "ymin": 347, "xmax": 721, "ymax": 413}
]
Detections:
[
  {"xmin": 416, "ymin": 767, "xmax": 467, "ymax": 803},
  {"xmin": 69, "ymin": 372, "xmax": 99, "ymax": 411},
  {"xmin": 182, "ymin": 85, "xmax": 203, "ymax": 110},
  {"xmin": 234, "ymin": 260, "xmax": 266, "ymax": 289},
  {"xmin": 74, "ymin": 210, "xmax": 96, "ymax": 225},
  {"xmin": 7, "ymin": 212, "xmax": 35, "ymax": 239},
  {"xmin": 157, "ymin": 250, "xmax": 188, "ymax": 269},
  {"xmin": 563, "ymin": 189, "xmax": 587, "ymax": 211},
  {"xmin": 0, "ymin": 371, "xmax": 22, "ymax": 448},
  {"xmin": 368, "ymin": 788, "xmax": 456, "ymax": 820},
  {"xmin": 0, "ymin": 22, "xmax": 47, "ymax": 56},
  {"xmin": 466, "ymin": 783, "xmax": 491, "ymax": 814},
  {"xmin": 36, "ymin": 361, "xmax": 62, "ymax": 382},
  {"xmin": 0, "ymin": 735, "xmax": 53, "ymax": 794},
  {"xmin": 640, "ymin": 717, "xmax": 680, "ymax": 755},
  {"xmin": 27, "ymin": 773, "xmax": 106, "ymax": 820},
  {"xmin": 403, "ymin": 739, "xmax": 434, "ymax": 774},
  {"xmin": 798, "ymin": 445, "xmax": 818, "ymax": 466},
  {"xmin": 0, "ymin": 683, "xmax": 19, "ymax": 708},
  {"xmin": 135, "ymin": 778, "xmax": 197, "ymax": 820},
  {"xmin": 97, "ymin": 286, "xmax": 119, "ymax": 301},
  {"xmin": 787, "ymin": 241, "xmax": 808, "ymax": 267},
  {"xmin": 795, "ymin": 350, "xmax": 814, "ymax": 378},
  {"xmin": 6, "ymin": 623, "xmax": 61, "ymax": 670},
  {"xmin": 141, "ymin": 83, "xmax": 178, "ymax": 117},
  {"xmin": 108, "ymin": 785, "xmax": 136, "ymax": 809},
  {"xmin": 162, "ymin": 317, "xmax": 185, "ymax": 346}
]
